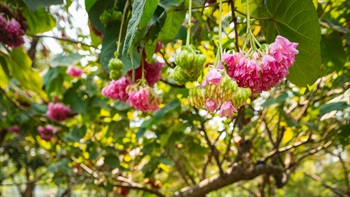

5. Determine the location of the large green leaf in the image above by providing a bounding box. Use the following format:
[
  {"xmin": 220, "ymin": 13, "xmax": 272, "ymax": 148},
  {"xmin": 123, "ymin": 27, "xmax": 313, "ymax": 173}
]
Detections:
[
  {"xmin": 50, "ymin": 53, "xmax": 83, "ymax": 67},
  {"xmin": 122, "ymin": 0, "xmax": 159, "ymax": 56},
  {"xmin": 63, "ymin": 87, "xmax": 88, "ymax": 113},
  {"xmin": 22, "ymin": 8, "xmax": 56, "ymax": 34},
  {"xmin": 23, "ymin": 0, "xmax": 63, "ymax": 11},
  {"xmin": 0, "ymin": 48, "xmax": 47, "ymax": 99},
  {"xmin": 321, "ymin": 32, "xmax": 346, "ymax": 72},
  {"xmin": 156, "ymin": 8, "xmax": 186, "ymax": 43},
  {"xmin": 108, "ymin": 120, "xmax": 129, "ymax": 138},
  {"xmin": 64, "ymin": 125, "xmax": 87, "ymax": 142},
  {"xmin": 319, "ymin": 102, "xmax": 350, "ymax": 115},
  {"xmin": 153, "ymin": 99, "xmax": 180, "ymax": 119},
  {"xmin": 261, "ymin": 0, "xmax": 321, "ymax": 87}
]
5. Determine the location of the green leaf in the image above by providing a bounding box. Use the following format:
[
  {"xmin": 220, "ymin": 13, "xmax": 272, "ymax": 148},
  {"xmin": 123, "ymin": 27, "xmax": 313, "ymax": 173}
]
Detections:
[
  {"xmin": 104, "ymin": 154, "xmax": 120, "ymax": 168},
  {"xmin": 159, "ymin": 0, "xmax": 183, "ymax": 10},
  {"xmin": 84, "ymin": 76, "xmax": 98, "ymax": 96},
  {"xmin": 0, "ymin": 56, "xmax": 9, "ymax": 89},
  {"xmin": 48, "ymin": 158, "xmax": 70, "ymax": 173},
  {"xmin": 319, "ymin": 102, "xmax": 350, "ymax": 115},
  {"xmin": 100, "ymin": 23, "xmax": 119, "ymax": 71},
  {"xmin": 321, "ymin": 32, "xmax": 346, "ymax": 72},
  {"xmin": 23, "ymin": 0, "xmax": 63, "ymax": 11},
  {"xmin": 153, "ymin": 99, "xmax": 180, "ymax": 119},
  {"xmin": 43, "ymin": 67, "xmax": 60, "ymax": 86},
  {"xmin": 1, "ymin": 48, "xmax": 47, "ymax": 99},
  {"xmin": 63, "ymin": 87, "xmax": 88, "ymax": 113},
  {"xmin": 50, "ymin": 53, "xmax": 83, "ymax": 67},
  {"xmin": 122, "ymin": 0, "xmax": 159, "ymax": 56},
  {"xmin": 108, "ymin": 120, "xmax": 129, "ymax": 138},
  {"xmin": 136, "ymin": 119, "xmax": 152, "ymax": 139},
  {"xmin": 158, "ymin": 156, "xmax": 174, "ymax": 166},
  {"xmin": 261, "ymin": 0, "xmax": 322, "ymax": 87},
  {"xmin": 64, "ymin": 125, "xmax": 87, "ymax": 142},
  {"xmin": 156, "ymin": 8, "xmax": 186, "ymax": 43},
  {"xmin": 23, "ymin": 8, "xmax": 56, "ymax": 34},
  {"xmin": 85, "ymin": 0, "xmax": 98, "ymax": 12}
]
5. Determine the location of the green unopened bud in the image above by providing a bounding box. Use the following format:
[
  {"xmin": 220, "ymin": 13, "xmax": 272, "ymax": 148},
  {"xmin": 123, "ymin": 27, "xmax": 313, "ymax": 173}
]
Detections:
[
  {"xmin": 108, "ymin": 58, "xmax": 123, "ymax": 70},
  {"xmin": 110, "ymin": 70, "xmax": 121, "ymax": 80}
]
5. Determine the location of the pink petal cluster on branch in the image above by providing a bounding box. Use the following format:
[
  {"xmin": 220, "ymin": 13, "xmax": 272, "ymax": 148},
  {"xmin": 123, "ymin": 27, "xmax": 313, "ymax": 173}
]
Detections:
[
  {"xmin": 223, "ymin": 36, "xmax": 299, "ymax": 93},
  {"xmin": 102, "ymin": 77, "xmax": 131, "ymax": 102},
  {"xmin": 127, "ymin": 86, "xmax": 161, "ymax": 112},
  {"xmin": 46, "ymin": 102, "xmax": 71, "ymax": 121},
  {"xmin": 0, "ymin": 16, "xmax": 25, "ymax": 48},
  {"xmin": 37, "ymin": 125, "xmax": 57, "ymax": 141},
  {"xmin": 66, "ymin": 66, "xmax": 83, "ymax": 77}
]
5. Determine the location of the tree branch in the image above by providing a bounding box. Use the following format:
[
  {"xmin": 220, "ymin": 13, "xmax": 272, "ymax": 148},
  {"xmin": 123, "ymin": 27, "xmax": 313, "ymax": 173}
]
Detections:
[
  {"xmin": 303, "ymin": 172, "xmax": 345, "ymax": 197},
  {"xmin": 172, "ymin": 163, "xmax": 284, "ymax": 197},
  {"xmin": 29, "ymin": 34, "xmax": 97, "ymax": 48},
  {"xmin": 199, "ymin": 119, "xmax": 224, "ymax": 176}
]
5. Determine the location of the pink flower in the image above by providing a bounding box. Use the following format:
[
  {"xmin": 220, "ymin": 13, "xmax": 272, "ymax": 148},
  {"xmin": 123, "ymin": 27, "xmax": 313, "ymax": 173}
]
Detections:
[
  {"xmin": 202, "ymin": 68, "xmax": 222, "ymax": 87},
  {"xmin": 37, "ymin": 125, "xmax": 57, "ymax": 141},
  {"xmin": 8, "ymin": 126, "xmax": 19, "ymax": 134},
  {"xmin": 66, "ymin": 66, "xmax": 83, "ymax": 77},
  {"xmin": 0, "ymin": 19, "xmax": 24, "ymax": 48},
  {"xmin": 270, "ymin": 35, "xmax": 299, "ymax": 67},
  {"xmin": 128, "ymin": 60, "xmax": 164, "ymax": 86},
  {"xmin": 219, "ymin": 101, "xmax": 237, "ymax": 117},
  {"xmin": 206, "ymin": 99, "xmax": 218, "ymax": 113},
  {"xmin": 46, "ymin": 103, "xmax": 71, "ymax": 121},
  {"xmin": 128, "ymin": 87, "xmax": 160, "ymax": 112},
  {"xmin": 102, "ymin": 77, "xmax": 131, "ymax": 101},
  {"xmin": 224, "ymin": 35, "xmax": 298, "ymax": 93}
]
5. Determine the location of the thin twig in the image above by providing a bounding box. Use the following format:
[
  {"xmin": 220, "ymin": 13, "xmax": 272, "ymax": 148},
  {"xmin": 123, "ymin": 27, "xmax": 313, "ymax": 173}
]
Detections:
[
  {"xmin": 198, "ymin": 117, "xmax": 224, "ymax": 176},
  {"xmin": 303, "ymin": 172, "xmax": 345, "ymax": 197},
  {"xmin": 30, "ymin": 34, "xmax": 96, "ymax": 48}
]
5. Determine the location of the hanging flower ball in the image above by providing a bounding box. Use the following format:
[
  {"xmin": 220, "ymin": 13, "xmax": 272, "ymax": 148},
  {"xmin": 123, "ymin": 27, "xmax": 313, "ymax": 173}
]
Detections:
[
  {"xmin": 102, "ymin": 77, "xmax": 131, "ymax": 102},
  {"xmin": 66, "ymin": 66, "xmax": 83, "ymax": 77},
  {"xmin": 222, "ymin": 35, "xmax": 299, "ymax": 93},
  {"xmin": 46, "ymin": 103, "xmax": 71, "ymax": 121}
]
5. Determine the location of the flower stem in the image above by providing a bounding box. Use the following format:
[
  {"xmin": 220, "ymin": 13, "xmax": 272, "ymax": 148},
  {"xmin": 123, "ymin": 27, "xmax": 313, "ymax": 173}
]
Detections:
[
  {"xmin": 116, "ymin": 0, "xmax": 129, "ymax": 54},
  {"xmin": 186, "ymin": 0, "xmax": 192, "ymax": 46},
  {"xmin": 218, "ymin": 0, "xmax": 223, "ymax": 57}
]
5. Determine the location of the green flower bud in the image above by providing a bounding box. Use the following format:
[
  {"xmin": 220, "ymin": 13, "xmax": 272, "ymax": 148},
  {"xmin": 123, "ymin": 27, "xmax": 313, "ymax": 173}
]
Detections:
[
  {"xmin": 108, "ymin": 58, "xmax": 123, "ymax": 71},
  {"xmin": 110, "ymin": 70, "xmax": 122, "ymax": 80}
]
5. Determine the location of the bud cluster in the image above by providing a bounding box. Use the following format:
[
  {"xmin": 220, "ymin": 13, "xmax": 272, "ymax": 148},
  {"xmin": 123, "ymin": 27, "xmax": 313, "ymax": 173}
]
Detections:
[
  {"xmin": 46, "ymin": 102, "xmax": 71, "ymax": 122},
  {"xmin": 173, "ymin": 45, "xmax": 206, "ymax": 85},
  {"xmin": 108, "ymin": 58, "xmax": 124, "ymax": 80},
  {"xmin": 37, "ymin": 125, "xmax": 57, "ymax": 141},
  {"xmin": 66, "ymin": 65, "xmax": 83, "ymax": 77},
  {"xmin": 102, "ymin": 76, "xmax": 131, "ymax": 102},
  {"xmin": 189, "ymin": 68, "xmax": 251, "ymax": 117},
  {"xmin": 0, "ymin": 15, "xmax": 25, "ymax": 48},
  {"xmin": 222, "ymin": 36, "xmax": 299, "ymax": 93},
  {"xmin": 126, "ymin": 85, "xmax": 161, "ymax": 112}
]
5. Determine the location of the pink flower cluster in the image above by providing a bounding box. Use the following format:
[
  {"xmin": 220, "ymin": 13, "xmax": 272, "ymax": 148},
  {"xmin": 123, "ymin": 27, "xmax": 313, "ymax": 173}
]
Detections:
[
  {"xmin": 102, "ymin": 77, "xmax": 131, "ymax": 102},
  {"xmin": 202, "ymin": 68, "xmax": 238, "ymax": 117},
  {"xmin": 46, "ymin": 102, "xmax": 71, "ymax": 121},
  {"xmin": 128, "ymin": 60, "xmax": 164, "ymax": 87},
  {"xmin": 128, "ymin": 87, "xmax": 160, "ymax": 112},
  {"xmin": 8, "ymin": 125, "xmax": 19, "ymax": 133},
  {"xmin": 222, "ymin": 36, "xmax": 299, "ymax": 93},
  {"xmin": 37, "ymin": 125, "xmax": 57, "ymax": 141},
  {"xmin": 66, "ymin": 66, "xmax": 83, "ymax": 77},
  {"xmin": 0, "ymin": 16, "xmax": 24, "ymax": 48}
]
